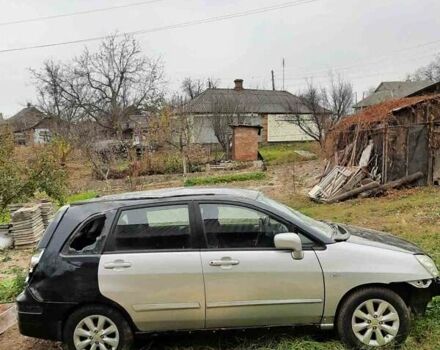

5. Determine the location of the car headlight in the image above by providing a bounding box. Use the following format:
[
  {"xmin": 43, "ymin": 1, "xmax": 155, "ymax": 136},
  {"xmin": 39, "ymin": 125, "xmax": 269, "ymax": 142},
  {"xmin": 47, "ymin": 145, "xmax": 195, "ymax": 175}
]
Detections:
[{"xmin": 415, "ymin": 255, "xmax": 439, "ymax": 277}]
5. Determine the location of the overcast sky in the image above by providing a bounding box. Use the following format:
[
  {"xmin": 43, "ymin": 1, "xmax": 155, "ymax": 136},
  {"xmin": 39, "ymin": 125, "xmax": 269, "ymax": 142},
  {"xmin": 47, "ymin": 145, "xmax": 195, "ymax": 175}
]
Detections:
[{"xmin": 0, "ymin": 0, "xmax": 439, "ymax": 117}]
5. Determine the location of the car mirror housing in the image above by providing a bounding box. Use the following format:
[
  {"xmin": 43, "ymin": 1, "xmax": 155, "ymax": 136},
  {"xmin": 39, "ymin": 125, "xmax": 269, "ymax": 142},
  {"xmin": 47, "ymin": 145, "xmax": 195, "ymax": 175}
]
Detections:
[{"xmin": 274, "ymin": 233, "xmax": 304, "ymax": 260}]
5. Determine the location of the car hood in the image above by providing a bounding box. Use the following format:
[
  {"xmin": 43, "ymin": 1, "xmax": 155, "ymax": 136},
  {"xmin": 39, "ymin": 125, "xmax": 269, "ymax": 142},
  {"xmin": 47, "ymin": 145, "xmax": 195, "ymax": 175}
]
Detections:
[{"xmin": 338, "ymin": 224, "xmax": 424, "ymax": 254}]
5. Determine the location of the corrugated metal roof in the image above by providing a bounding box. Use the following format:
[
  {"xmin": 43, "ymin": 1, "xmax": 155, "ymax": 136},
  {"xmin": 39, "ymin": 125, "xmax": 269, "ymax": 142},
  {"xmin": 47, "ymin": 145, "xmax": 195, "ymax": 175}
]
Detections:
[
  {"xmin": 183, "ymin": 88, "xmax": 315, "ymax": 114},
  {"xmin": 335, "ymin": 94, "xmax": 440, "ymax": 131},
  {"xmin": 354, "ymin": 80, "xmax": 437, "ymax": 108}
]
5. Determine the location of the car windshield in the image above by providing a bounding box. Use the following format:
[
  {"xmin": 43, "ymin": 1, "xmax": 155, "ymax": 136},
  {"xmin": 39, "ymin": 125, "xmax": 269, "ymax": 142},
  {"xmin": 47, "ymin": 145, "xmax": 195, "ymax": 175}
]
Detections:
[{"xmin": 256, "ymin": 194, "xmax": 334, "ymax": 238}]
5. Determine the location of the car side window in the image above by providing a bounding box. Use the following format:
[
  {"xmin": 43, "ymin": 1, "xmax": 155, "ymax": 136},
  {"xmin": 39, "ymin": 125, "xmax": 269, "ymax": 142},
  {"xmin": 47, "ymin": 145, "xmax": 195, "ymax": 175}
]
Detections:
[
  {"xmin": 200, "ymin": 204, "xmax": 290, "ymax": 249},
  {"xmin": 112, "ymin": 204, "xmax": 191, "ymax": 251},
  {"xmin": 66, "ymin": 215, "xmax": 107, "ymax": 255}
]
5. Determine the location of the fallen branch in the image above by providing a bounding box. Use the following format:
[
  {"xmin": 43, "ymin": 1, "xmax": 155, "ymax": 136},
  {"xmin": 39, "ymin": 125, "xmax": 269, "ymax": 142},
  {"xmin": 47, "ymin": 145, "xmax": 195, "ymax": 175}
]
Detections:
[
  {"xmin": 379, "ymin": 171, "xmax": 424, "ymax": 190},
  {"xmin": 327, "ymin": 171, "xmax": 424, "ymax": 203},
  {"xmin": 326, "ymin": 181, "xmax": 380, "ymax": 203}
]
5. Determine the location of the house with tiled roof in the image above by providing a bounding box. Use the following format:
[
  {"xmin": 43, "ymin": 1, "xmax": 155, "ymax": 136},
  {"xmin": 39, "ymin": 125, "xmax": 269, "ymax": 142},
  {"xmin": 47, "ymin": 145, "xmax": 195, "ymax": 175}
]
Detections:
[
  {"xmin": 181, "ymin": 79, "xmax": 326, "ymax": 144},
  {"xmin": 354, "ymin": 80, "xmax": 440, "ymax": 111}
]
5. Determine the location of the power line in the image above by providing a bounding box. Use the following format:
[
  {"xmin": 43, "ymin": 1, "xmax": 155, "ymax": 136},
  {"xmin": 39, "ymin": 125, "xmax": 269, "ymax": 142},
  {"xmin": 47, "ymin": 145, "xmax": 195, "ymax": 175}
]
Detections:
[
  {"xmin": 0, "ymin": 0, "xmax": 320, "ymax": 54},
  {"xmin": 0, "ymin": 0, "xmax": 166, "ymax": 27}
]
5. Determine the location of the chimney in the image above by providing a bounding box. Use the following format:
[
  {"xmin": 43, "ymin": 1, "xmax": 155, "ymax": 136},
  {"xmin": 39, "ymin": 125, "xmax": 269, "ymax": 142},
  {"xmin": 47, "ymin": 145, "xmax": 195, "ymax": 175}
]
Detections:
[{"xmin": 234, "ymin": 79, "xmax": 244, "ymax": 91}]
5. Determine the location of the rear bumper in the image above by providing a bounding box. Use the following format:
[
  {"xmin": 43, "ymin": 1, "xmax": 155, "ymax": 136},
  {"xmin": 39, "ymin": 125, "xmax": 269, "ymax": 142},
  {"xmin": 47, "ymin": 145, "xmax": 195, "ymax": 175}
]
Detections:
[{"xmin": 16, "ymin": 288, "xmax": 75, "ymax": 341}]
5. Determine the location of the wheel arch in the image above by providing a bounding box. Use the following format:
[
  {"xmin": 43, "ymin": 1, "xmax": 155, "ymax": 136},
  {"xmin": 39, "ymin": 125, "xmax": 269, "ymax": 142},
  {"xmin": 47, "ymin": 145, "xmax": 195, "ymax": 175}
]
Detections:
[
  {"xmin": 333, "ymin": 282, "xmax": 415, "ymax": 327},
  {"xmin": 61, "ymin": 298, "xmax": 139, "ymax": 338}
]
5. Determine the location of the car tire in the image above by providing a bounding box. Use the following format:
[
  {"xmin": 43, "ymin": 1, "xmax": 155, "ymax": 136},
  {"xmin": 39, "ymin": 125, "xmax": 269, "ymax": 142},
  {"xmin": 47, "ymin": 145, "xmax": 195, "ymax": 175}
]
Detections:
[
  {"xmin": 63, "ymin": 304, "xmax": 134, "ymax": 350},
  {"xmin": 336, "ymin": 287, "xmax": 411, "ymax": 349}
]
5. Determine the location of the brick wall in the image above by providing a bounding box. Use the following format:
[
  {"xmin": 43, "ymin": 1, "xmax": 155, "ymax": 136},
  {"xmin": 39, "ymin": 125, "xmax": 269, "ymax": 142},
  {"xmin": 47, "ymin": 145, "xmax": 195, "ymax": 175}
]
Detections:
[{"xmin": 231, "ymin": 126, "xmax": 259, "ymax": 161}]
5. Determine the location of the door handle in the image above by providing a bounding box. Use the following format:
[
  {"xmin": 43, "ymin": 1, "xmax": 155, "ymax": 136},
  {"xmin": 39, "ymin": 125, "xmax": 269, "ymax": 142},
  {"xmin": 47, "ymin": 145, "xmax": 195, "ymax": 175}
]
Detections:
[
  {"xmin": 104, "ymin": 260, "xmax": 132, "ymax": 270},
  {"xmin": 209, "ymin": 259, "xmax": 240, "ymax": 267}
]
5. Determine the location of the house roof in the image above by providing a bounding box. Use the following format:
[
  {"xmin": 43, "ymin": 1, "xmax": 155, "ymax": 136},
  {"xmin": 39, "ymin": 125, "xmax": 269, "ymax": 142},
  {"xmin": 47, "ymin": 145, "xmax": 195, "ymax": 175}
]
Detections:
[
  {"xmin": 354, "ymin": 80, "xmax": 438, "ymax": 109},
  {"xmin": 183, "ymin": 88, "xmax": 317, "ymax": 114},
  {"xmin": 335, "ymin": 94, "xmax": 440, "ymax": 132},
  {"xmin": 6, "ymin": 106, "xmax": 48, "ymax": 132}
]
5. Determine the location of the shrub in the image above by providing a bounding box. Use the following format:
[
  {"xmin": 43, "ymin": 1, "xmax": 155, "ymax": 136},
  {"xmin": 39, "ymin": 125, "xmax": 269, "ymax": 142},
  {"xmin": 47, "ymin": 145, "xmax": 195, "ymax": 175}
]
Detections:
[
  {"xmin": 0, "ymin": 268, "xmax": 26, "ymax": 303},
  {"xmin": 184, "ymin": 172, "xmax": 266, "ymax": 187},
  {"xmin": 0, "ymin": 126, "xmax": 68, "ymax": 214}
]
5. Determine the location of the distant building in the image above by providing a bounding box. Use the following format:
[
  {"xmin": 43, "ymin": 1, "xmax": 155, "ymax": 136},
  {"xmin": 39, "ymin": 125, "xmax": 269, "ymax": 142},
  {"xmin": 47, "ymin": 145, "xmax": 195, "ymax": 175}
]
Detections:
[
  {"xmin": 354, "ymin": 80, "xmax": 440, "ymax": 111},
  {"xmin": 5, "ymin": 104, "xmax": 55, "ymax": 145},
  {"xmin": 181, "ymin": 79, "xmax": 325, "ymax": 144}
]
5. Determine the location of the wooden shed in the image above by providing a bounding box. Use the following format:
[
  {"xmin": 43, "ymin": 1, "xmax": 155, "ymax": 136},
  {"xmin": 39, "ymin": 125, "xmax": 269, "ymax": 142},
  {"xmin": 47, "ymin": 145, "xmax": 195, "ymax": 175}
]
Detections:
[{"xmin": 326, "ymin": 95, "xmax": 440, "ymax": 186}]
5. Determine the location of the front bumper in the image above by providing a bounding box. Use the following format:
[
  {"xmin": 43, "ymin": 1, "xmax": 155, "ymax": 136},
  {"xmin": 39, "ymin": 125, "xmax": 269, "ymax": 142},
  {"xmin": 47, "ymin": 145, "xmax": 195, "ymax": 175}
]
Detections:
[
  {"xmin": 408, "ymin": 278, "xmax": 440, "ymax": 315},
  {"xmin": 16, "ymin": 288, "xmax": 75, "ymax": 341},
  {"xmin": 432, "ymin": 277, "xmax": 440, "ymax": 296}
]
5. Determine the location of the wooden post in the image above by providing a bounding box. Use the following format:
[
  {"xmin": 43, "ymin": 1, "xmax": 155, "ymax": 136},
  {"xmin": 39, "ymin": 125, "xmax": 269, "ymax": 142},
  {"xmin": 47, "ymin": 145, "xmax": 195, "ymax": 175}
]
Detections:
[
  {"xmin": 382, "ymin": 125, "xmax": 389, "ymax": 184},
  {"xmin": 271, "ymin": 70, "xmax": 275, "ymax": 91},
  {"xmin": 427, "ymin": 104, "xmax": 434, "ymax": 185}
]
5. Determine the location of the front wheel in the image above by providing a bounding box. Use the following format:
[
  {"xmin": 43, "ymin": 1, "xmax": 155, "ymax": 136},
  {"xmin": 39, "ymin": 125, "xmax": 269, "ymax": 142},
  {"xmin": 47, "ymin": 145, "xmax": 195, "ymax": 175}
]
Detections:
[
  {"xmin": 63, "ymin": 304, "xmax": 133, "ymax": 350},
  {"xmin": 337, "ymin": 287, "xmax": 411, "ymax": 349}
]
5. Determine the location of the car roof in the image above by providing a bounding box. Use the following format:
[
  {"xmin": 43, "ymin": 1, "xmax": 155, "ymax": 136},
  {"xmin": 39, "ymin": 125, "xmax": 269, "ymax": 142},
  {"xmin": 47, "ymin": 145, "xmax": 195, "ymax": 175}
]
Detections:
[{"xmin": 71, "ymin": 187, "xmax": 262, "ymax": 205}]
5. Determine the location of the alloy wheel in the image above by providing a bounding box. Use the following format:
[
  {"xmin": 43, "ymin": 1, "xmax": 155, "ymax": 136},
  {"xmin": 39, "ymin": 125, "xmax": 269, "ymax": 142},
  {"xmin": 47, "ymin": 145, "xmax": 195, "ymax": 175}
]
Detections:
[
  {"xmin": 351, "ymin": 298, "xmax": 400, "ymax": 347},
  {"xmin": 73, "ymin": 314, "xmax": 120, "ymax": 350}
]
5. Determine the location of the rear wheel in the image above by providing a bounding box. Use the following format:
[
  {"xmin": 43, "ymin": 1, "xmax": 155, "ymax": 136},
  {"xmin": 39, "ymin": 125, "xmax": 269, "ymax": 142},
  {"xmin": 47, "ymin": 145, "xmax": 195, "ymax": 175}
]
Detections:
[
  {"xmin": 64, "ymin": 305, "xmax": 133, "ymax": 350},
  {"xmin": 337, "ymin": 287, "xmax": 411, "ymax": 349}
]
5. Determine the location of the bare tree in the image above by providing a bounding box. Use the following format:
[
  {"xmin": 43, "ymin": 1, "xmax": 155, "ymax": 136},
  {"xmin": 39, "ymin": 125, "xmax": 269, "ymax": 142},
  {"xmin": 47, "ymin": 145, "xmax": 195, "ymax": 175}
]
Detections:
[
  {"xmin": 180, "ymin": 77, "xmax": 219, "ymax": 101},
  {"xmin": 321, "ymin": 74, "xmax": 354, "ymax": 120},
  {"xmin": 31, "ymin": 33, "xmax": 165, "ymax": 137},
  {"xmin": 181, "ymin": 78, "xmax": 205, "ymax": 100},
  {"xmin": 30, "ymin": 60, "xmax": 83, "ymax": 138},
  {"xmin": 209, "ymin": 95, "xmax": 245, "ymax": 159},
  {"xmin": 292, "ymin": 81, "xmax": 327, "ymax": 145},
  {"xmin": 408, "ymin": 54, "xmax": 440, "ymax": 82},
  {"xmin": 293, "ymin": 75, "xmax": 353, "ymax": 147},
  {"xmin": 146, "ymin": 103, "xmax": 194, "ymax": 175}
]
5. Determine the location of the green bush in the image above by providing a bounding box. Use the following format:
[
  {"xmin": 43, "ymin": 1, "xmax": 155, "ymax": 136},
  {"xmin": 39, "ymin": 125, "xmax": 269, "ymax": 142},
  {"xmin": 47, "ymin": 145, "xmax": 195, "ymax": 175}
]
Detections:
[
  {"xmin": 259, "ymin": 142, "xmax": 316, "ymax": 165},
  {"xmin": 66, "ymin": 191, "xmax": 98, "ymax": 203},
  {"xmin": 184, "ymin": 172, "xmax": 266, "ymax": 187},
  {"xmin": 0, "ymin": 126, "xmax": 68, "ymax": 214},
  {"xmin": 0, "ymin": 268, "xmax": 26, "ymax": 303}
]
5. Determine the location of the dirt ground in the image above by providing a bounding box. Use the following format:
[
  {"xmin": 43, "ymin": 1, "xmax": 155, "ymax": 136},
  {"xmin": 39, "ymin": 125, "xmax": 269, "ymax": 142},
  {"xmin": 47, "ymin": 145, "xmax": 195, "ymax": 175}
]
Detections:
[
  {"xmin": 0, "ymin": 160, "xmax": 323, "ymax": 349},
  {"xmin": 0, "ymin": 325, "xmax": 62, "ymax": 350}
]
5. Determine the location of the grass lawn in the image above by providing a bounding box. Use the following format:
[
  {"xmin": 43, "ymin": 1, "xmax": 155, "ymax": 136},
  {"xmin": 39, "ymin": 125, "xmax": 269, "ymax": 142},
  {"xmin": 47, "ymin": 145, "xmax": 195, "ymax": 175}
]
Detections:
[
  {"xmin": 65, "ymin": 190, "xmax": 98, "ymax": 203},
  {"xmin": 184, "ymin": 171, "xmax": 266, "ymax": 187},
  {"xmin": 259, "ymin": 142, "xmax": 318, "ymax": 165}
]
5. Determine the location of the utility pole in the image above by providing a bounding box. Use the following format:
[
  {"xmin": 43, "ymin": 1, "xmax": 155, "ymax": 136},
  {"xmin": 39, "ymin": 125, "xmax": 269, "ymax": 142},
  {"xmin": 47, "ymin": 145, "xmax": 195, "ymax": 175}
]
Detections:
[
  {"xmin": 282, "ymin": 58, "xmax": 285, "ymax": 91},
  {"xmin": 271, "ymin": 70, "xmax": 276, "ymax": 90}
]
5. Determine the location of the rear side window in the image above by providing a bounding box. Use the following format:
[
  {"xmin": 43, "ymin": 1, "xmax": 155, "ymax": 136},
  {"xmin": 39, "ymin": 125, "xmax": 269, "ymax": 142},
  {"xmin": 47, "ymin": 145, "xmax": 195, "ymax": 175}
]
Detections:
[
  {"xmin": 112, "ymin": 205, "xmax": 191, "ymax": 251},
  {"xmin": 65, "ymin": 215, "xmax": 107, "ymax": 255}
]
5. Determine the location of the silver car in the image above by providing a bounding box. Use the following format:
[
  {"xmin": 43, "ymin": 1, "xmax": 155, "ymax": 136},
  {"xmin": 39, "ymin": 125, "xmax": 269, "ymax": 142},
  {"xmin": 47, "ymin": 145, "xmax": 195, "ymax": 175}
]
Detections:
[{"xmin": 17, "ymin": 188, "xmax": 439, "ymax": 349}]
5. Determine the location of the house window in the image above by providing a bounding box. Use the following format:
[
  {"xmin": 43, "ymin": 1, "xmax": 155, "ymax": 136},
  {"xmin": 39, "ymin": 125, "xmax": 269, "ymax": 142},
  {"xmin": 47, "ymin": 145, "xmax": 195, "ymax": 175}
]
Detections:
[{"xmin": 34, "ymin": 129, "xmax": 51, "ymax": 144}]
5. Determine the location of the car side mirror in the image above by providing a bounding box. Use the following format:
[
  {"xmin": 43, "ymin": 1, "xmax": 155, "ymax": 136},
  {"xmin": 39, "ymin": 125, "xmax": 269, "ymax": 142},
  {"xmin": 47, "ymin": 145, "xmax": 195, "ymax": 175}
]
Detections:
[{"xmin": 274, "ymin": 233, "xmax": 304, "ymax": 260}]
